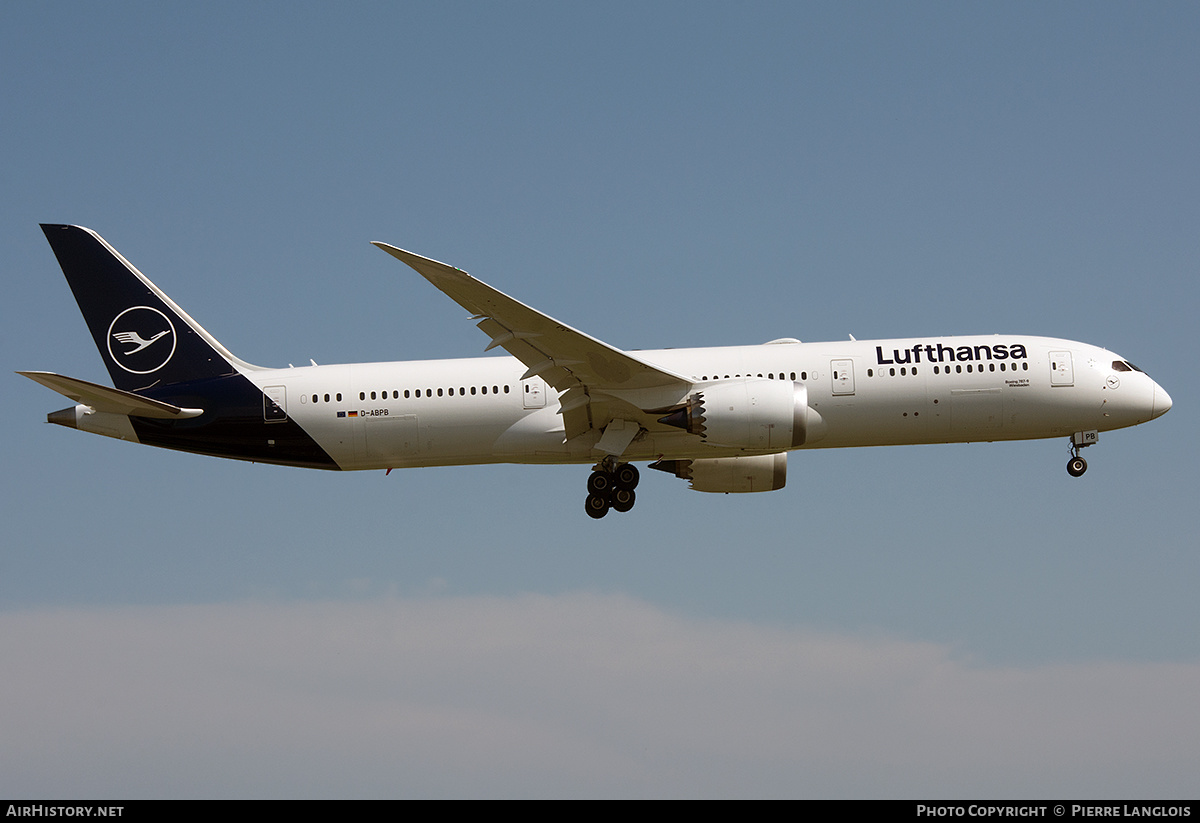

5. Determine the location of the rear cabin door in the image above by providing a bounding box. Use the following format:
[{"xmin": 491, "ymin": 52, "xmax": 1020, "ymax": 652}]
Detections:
[{"xmin": 263, "ymin": 385, "xmax": 287, "ymax": 422}]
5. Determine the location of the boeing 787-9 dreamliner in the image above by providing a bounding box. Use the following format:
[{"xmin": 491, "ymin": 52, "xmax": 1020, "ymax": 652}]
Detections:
[{"xmin": 22, "ymin": 225, "xmax": 1172, "ymax": 518}]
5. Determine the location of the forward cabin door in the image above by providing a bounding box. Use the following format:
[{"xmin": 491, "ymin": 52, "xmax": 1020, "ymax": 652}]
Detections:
[{"xmin": 1049, "ymin": 351, "xmax": 1074, "ymax": 387}]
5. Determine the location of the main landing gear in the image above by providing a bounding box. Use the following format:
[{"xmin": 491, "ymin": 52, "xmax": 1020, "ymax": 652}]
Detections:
[
  {"xmin": 1066, "ymin": 430, "xmax": 1098, "ymax": 478},
  {"xmin": 585, "ymin": 458, "xmax": 640, "ymax": 519}
]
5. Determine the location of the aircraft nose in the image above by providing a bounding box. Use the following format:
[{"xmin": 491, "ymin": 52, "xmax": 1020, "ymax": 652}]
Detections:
[{"xmin": 1152, "ymin": 382, "xmax": 1172, "ymax": 419}]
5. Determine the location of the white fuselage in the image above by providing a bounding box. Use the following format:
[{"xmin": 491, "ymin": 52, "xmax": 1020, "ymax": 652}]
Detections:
[
  {"xmin": 30, "ymin": 225, "xmax": 1173, "ymax": 514},
  {"xmin": 240, "ymin": 335, "xmax": 1168, "ymax": 471}
]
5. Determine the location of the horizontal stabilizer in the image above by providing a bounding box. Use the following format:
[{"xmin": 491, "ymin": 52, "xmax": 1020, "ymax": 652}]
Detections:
[{"xmin": 17, "ymin": 371, "xmax": 203, "ymax": 419}]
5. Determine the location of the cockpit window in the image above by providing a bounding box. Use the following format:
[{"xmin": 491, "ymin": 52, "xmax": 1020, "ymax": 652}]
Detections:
[
  {"xmin": 1125, "ymin": 361, "xmax": 1144, "ymax": 373},
  {"xmin": 1112, "ymin": 361, "xmax": 1132, "ymax": 372}
]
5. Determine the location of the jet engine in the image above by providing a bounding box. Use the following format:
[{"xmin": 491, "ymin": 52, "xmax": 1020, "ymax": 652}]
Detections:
[
  {"xmin": 650, "ymin": 453, "xmax": 787, "ymax": 493},
  {"xmin": 656, "ymin": 378, "xmax": 810, "ymax": 449}
]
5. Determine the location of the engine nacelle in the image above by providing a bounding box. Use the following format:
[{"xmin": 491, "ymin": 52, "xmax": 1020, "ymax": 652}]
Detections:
[
  {"xmin": 650, "ymin": 453, "xmax": 787, "ymax": 493},
  {"xmin": 657, "ymin": 378, "xmax": 809, "ymax": 449}
]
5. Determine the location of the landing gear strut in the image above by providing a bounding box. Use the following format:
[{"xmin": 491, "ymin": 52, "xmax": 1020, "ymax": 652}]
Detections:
[
  {"xmin": 1066, "ymin": 430, "xmax": 1097, "ymax": 478},
  {"xmin": 584, "ymin": 457, "xmax": 640, "ymax": 519}
]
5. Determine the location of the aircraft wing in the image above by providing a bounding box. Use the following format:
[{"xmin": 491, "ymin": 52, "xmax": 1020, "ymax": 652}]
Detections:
[
  {"xmin": 18, "ymin": 371, "xmax": 204, "ymax": 419},
  {"xmin": 372, "ymin": 243, "xmax": 692, "ymax": 395}
]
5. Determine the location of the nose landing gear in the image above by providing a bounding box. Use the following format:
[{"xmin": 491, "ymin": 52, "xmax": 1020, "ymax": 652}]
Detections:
[
  {"xmin": 1067, "ymin": 454, "xmax": 1088, "ymax": 477},
  {"xmin": 1066, "ymin": 430, "xmax": 1098, "ymax": 478},
  {"xmin": 584, "ymin": 458, "xmax": 640, "ymax": 519}
]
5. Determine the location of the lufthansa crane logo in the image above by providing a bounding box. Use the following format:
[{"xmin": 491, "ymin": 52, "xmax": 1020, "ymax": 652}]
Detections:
[{"xmin": 107, "ymin": 307, "xmax": 177, "ymax": 374}]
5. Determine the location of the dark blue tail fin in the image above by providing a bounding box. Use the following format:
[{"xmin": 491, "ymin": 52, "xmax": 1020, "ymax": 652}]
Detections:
[{"xmin": 40, "ymin": 224, "xmax": 251, "ymax": 392}]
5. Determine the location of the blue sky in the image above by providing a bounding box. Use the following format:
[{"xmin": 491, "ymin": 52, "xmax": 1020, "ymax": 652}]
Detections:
[{"xmin": 3, "ymin": 2, "xmax": 1198, "ymax": 798}]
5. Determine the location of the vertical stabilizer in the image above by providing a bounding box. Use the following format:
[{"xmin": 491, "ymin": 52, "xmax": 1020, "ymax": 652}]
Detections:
[{"xmin": 40, "ymin": 224, "xmax": 254, "ymax": 391}]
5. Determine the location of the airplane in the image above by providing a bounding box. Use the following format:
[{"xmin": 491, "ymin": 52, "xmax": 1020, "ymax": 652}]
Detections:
[{"xmin": 22, "ymin": 224, "xmax": 1172, "ymax": 519}]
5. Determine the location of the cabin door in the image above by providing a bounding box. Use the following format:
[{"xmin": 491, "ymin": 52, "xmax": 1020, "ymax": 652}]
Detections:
[
  {"xmin": 522, "ymin": 377, "xmax": 547, "ymax": 409},
  {"xmin": 1049, "ymin": 351, "xmax": 1074, "ymax": 387},
  {"xmin": 830, "ymin": 360, "xmax": 855, "ymax": 396},
  {"xmin": 263, "ymin": 385, "xmax": 287, "ymax": 422}
]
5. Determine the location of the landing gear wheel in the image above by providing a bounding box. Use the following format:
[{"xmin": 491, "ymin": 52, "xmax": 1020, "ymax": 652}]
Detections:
[
  {"xmin": 1065, "ymin": 432, "xmax": 1096, "ymax": 479},
  {"xmin": 1067, "ymin": 456, "xmax": 1088, "ymax": 477},
  {"xmin": 614, "ymin": 463, "xmax": 640, "ymax": 490},
  {"xmin": 586, "ymin": 460, "xmax": 639, "ymax": 518},
  {"xmin": 611, "ymin": 488, "xmax": 636, "ymax": 513},
  {"xmin": 585, "ymin": 493, "xmax": 611, "ymax": 519},
  {"xmin": 587, "ymin": 470, "xmax": 614, "ymax": 495}
]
